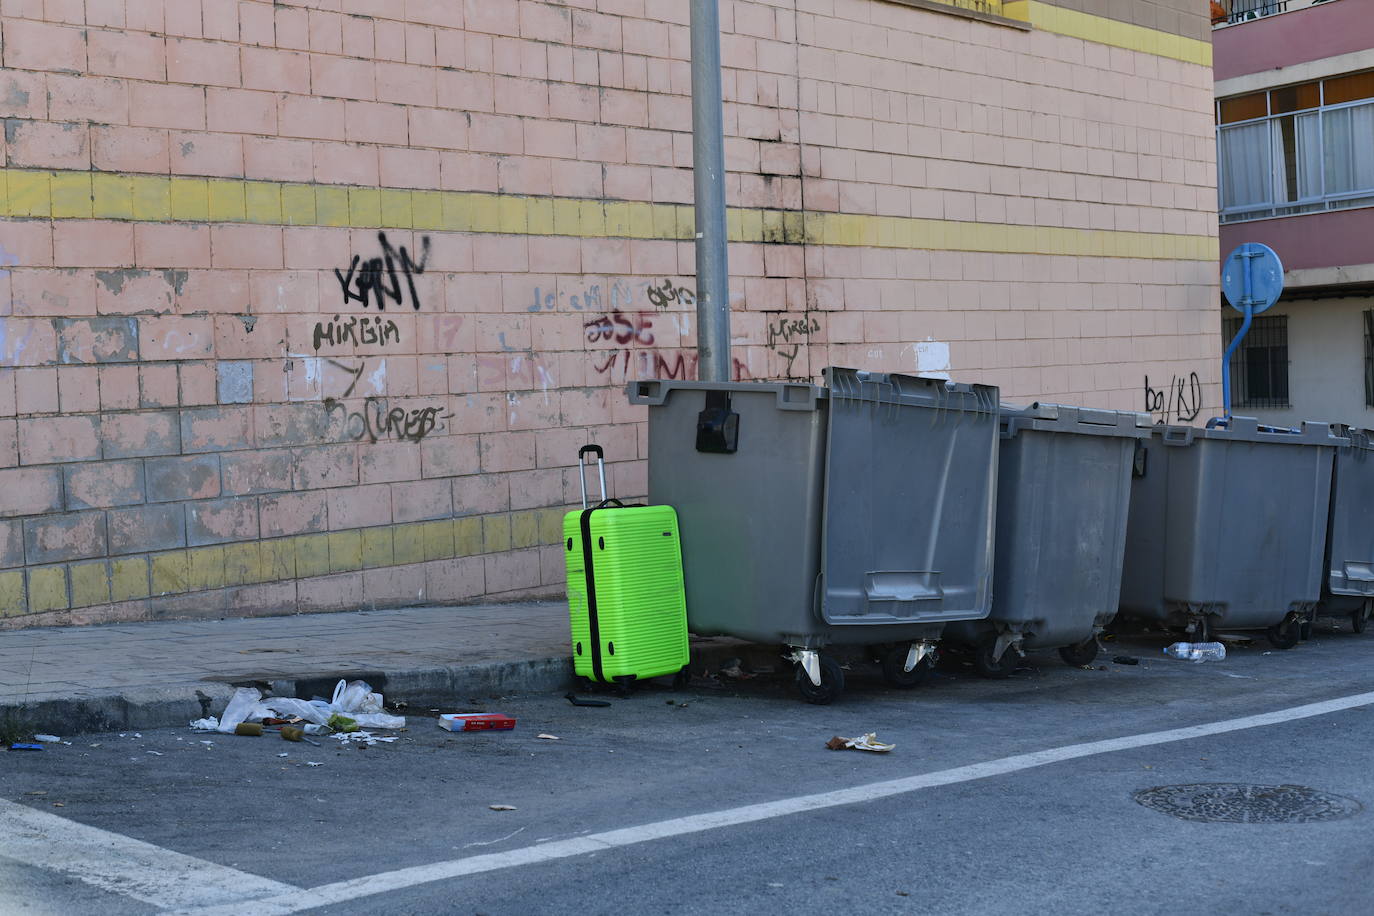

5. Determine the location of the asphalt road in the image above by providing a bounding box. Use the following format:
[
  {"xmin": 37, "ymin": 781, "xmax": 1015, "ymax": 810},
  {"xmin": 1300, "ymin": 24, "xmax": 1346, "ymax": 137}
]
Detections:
[{"xmin": 3, "ymin": 621, "xmax": 1373, "ymax": 915}]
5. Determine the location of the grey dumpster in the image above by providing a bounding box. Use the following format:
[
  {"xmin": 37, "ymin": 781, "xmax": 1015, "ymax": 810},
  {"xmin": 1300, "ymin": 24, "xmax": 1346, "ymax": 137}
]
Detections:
[
  {"xmin": 944, "ymin": 403, "xmax": 1152, "ymax": 677},
  {"xmin": 1319, "ymin": 425, "xmax": 1374, "ymax": 633},
  {"xmin": 627, "ymin": 367, "xmax": 999, "ymax": 703},
  {"xmin": 1118, "ymin": 417, "xmax": 1344, "ymax": 648}
]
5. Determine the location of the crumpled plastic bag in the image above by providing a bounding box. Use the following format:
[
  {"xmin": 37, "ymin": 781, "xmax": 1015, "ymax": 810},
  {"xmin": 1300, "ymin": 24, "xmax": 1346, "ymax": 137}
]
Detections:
[
  {"xmin": 260, "ymin": 679, "xmax": 404, "ymax": 730},
  {"xmin": 196, "ymin": 680, "xmax": 404, "ymax": 734},
  {"xmin": 216, "ymin": 687, "xmax": 275, "ymax": 733}
]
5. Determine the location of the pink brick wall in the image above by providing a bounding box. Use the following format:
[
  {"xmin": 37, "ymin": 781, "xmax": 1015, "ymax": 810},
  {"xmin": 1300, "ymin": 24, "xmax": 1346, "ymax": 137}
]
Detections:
[{"xmin": 0, "ymin": 0, "xmax": 1220, "ymax": 626}]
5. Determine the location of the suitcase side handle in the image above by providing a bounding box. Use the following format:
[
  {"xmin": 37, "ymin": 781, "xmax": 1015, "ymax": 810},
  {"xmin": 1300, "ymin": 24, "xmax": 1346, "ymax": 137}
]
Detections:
[{"xmin": 578, "ymin": 444, "xmax": 608, "ymax": 508}]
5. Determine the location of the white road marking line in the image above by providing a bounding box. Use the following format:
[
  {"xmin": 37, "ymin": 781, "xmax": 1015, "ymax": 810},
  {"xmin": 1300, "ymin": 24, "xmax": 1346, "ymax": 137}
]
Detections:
[
  {"xmin": 0, "ymin": 799, "xmax": 296, "ymax": 910},
  {"xmin": 174, "ymin": 688, "xmax": 1374, "ymax": 915}
]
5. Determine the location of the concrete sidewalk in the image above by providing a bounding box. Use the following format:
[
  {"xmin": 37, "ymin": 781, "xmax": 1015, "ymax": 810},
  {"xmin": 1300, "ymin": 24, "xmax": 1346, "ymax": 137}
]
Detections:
[{"xmin": 0, "ymin": 603, "xmax": 578, "ymax": 735}]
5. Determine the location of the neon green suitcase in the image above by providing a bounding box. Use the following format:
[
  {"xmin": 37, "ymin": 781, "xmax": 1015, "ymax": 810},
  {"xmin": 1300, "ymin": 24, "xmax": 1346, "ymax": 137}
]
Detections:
[{"xmin": 564, "ymin": 445, "xmax": 689, "ymax": 686}]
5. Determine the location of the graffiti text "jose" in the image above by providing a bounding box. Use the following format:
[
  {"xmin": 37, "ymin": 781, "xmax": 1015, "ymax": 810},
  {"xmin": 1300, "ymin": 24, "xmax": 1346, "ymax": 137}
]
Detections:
[{"xmin": 584, "ymin": 310, "xmax": 655, "ymax": 346}]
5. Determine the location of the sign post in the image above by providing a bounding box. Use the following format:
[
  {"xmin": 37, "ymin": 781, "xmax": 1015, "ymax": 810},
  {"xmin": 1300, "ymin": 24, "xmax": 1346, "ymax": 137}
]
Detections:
[{"xmin": 1220, "ymin": 243, "xmax": 1284, "ymax": 419}]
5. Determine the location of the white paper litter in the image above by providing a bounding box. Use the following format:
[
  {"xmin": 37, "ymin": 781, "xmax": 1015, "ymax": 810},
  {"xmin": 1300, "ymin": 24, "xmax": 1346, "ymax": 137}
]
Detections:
[
  {"xmin": 827, "ymin": 733, "xmax": 895, "ymax": 753},
  {"xmin": 34, "ymin": 734, "xmax": 60, "ymax": 743},
  {"xmin": 331, "ymin": 730, "xmax": 399, "ymax": 747}
]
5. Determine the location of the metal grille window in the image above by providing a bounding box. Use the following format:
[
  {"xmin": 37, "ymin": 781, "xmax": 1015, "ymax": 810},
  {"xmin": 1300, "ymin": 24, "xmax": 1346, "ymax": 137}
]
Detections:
[
  {"xmin": 1365, "ymin": 311, "xmax": 1374, "ymax": 408},
  {"xmin": 1223, "ymin": 314, "xmax": 1290, "ymax": 408}
]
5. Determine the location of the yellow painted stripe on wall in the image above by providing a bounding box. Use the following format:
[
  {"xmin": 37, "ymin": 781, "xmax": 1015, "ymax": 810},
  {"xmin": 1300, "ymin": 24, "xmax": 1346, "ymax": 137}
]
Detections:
[
  {"xmin": 1001, "ymin": 0, "xmax": 1212, "ymax": 67},
  {"xmin": 0, "ymin": 508, "xmax": 569, "ymax": 618},
  {"xmin": 0, "ymin": 168, "xmax": 1217, "ymax": 262}
]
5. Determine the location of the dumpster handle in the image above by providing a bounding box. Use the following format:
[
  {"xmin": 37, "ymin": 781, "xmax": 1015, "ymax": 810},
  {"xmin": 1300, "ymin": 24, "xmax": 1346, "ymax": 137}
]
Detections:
[
  {"xmin": 626, "ymin": 380, "xmax": 667, "ymax": 406},
  {"xmin": 775, "ymin": 384, "xmax": 820, "ymax": 411}
]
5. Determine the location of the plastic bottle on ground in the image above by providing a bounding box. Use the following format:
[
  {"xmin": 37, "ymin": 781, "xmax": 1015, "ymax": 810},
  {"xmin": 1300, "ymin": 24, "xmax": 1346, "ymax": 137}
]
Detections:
[{"xmin": 1163, "ymin": 641, "xmax": 1226, "ymax": 662}]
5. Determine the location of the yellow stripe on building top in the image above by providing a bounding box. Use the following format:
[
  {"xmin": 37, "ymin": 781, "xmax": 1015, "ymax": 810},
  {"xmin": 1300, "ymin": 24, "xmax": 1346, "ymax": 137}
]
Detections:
[{"xmin": 1002, "ymin": 0, "xmax": 1213, "ymax": 67}]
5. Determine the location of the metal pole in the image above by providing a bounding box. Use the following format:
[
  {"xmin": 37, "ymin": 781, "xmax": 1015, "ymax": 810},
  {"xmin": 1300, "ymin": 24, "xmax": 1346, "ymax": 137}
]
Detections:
[
  {"xmin": 690, "ymin": 0, "xmax": 731, "ymax": 382},
  {"xmin": 1221, "ymin": 248, "xmax": 1259, "ymax": 419},
  {"xmin": 1221, "ymin": 303, "xmax": 1251, "ymax": 420}
]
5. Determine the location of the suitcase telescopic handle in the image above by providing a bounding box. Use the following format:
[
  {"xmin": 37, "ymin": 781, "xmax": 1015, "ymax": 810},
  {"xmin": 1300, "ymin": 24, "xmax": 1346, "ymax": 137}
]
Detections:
[{"xmin": 578, "ymin": 444, "xmax": 608, "ymax": 508}]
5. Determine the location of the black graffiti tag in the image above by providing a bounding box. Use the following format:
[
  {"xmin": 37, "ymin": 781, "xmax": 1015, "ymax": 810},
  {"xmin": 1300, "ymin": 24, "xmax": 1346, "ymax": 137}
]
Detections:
[
  {"xmin": 1144, "ymin": 372, "xmax": 1202, "ymax": 424},
  {"xmin": 313, "ymin": 315, "xmax": 402, "ymax": 351},
  {"xmin": 765, "ymin": 316, "xmax": 820, "ymax": 350},
  {"xmin": 335, "ymin": 232, "xmax": 431, "ymax": 310},
  {"xmin": 324, "ymin": 397, "xmax": 450, "ymax": 444},
  {"xmin": 646, "ymin": 278, "xmax": 695, "ymax": 309}
]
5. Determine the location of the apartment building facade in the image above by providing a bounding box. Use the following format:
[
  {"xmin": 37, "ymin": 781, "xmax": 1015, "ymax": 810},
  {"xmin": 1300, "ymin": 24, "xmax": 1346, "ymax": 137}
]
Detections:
[
  {"xmin": 0, "ymin": 0, "xmax": 1218, "ymax": 627},
  {"xmin": 1213, "ymin": 0, "xmax": 1374, "ymax": 425}
]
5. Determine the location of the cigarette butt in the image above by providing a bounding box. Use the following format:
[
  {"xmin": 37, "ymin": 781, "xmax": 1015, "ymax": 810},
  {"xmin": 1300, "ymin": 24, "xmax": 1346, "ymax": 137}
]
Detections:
[{"xmin": 234, "ymin": 722, "xmax": 263, "ymax": 737}]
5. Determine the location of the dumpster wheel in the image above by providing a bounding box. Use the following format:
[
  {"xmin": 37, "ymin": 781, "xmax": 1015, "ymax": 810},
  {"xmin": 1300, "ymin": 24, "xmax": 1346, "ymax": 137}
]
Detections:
[
  {"xmin": 1057, "ymin": 637, "xmax": 1099, "ymax": 668},
  {"xmin": 795, "ymin": 655, "xmax": 844, "ymax": 705},
  {"xmin": 1192, "ymin": 616, "xmax": 1214, "ymax": 642},
  {"xmin": 880, "ymin": 646, "xmax": 935, "ymax": 689},
  {"xmin": 973, "ymin": 636, "xmax": 1019, "ymax": 679},
  {"xmin": 1266, "ymin": 615, "xmax": 1302, "ymax": 650},
  {"xmin": 1353, "ymin": 601, "xmax": 1370, "ymax": 635}
]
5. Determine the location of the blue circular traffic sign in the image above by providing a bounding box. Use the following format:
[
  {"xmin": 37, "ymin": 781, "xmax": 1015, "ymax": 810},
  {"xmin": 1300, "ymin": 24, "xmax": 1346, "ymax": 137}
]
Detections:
[{"xmin": 1221, "ymin": 243, "xmax": 1284, "ymax": 314}]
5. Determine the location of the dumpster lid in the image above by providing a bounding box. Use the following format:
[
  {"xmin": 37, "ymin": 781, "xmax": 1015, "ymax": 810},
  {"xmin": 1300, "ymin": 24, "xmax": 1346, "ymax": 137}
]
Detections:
[
  {"xmin": 1001, "ymin": 402, "xmax": 1153, "ymax": 439},
  {"xmin": 1331, "ymin": 423, "xmax": 1374, "ymax": 450},
  {"xmin": 626, "ymin": 379, "xmax": 824, "ymax": 412},
  {"xmin": 823, "ymin": 367, "xmax": 998, "ymax": 413},
  {"xmin": 819, "ymin": 367, "xmax": 999, "ymax": 626},
  {"xmin": 1157, "ymin": 416, "xmax": 1348, "ymax": 447}
]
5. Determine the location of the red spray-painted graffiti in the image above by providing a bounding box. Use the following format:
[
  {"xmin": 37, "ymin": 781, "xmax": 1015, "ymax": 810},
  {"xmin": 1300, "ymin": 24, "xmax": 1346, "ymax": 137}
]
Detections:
[
  {"xmin": 583, "ymin": 310, "xmax": 656, "ymax": 346},
  {"xmin": 591, "ymin": 348, "xmax": 750, "ymax": 384}
]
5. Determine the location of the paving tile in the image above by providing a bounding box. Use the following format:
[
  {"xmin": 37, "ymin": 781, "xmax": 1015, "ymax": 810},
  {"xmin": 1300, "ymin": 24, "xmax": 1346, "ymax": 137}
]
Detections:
[{"xmin": 1, "ymin": 601, "xmax": 569, "ymax": 702}]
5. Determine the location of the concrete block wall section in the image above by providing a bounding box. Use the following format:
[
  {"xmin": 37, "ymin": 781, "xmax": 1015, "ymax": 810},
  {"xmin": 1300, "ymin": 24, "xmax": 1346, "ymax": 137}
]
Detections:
[{"xmin": 0, "ymin": 0, "xmax": 1219, "ymax": 627}]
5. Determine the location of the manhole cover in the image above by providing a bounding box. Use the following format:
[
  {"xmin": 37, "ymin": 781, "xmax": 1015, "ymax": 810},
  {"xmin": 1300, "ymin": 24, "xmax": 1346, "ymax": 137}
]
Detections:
[{"xmin": 1133, "ymin": 784, "xmax": 1362, "ymax": 824}]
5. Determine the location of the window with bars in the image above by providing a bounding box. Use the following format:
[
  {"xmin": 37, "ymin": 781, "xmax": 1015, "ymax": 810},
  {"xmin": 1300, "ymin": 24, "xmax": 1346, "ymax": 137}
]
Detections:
[
  {"xmin": 1223, "ymin": 314, "xmax": 1290, "ymax": 408},
  {"xmin": 1365, "ymin": 311, "xmax": 1374, "ymax": 408}
]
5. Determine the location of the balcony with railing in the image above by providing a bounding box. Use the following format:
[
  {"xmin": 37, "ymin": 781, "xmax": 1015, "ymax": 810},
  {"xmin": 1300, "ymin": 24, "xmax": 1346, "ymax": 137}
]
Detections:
[{"xmin": 1212, "ymin": 0, "xmax": 1339, "ymax": 27}]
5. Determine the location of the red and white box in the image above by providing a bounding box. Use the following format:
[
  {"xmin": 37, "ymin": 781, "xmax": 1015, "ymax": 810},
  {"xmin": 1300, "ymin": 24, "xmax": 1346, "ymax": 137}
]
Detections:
[{"xmin": 438, "ymin": 713, "xmax": 517, "ymax": 732}]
